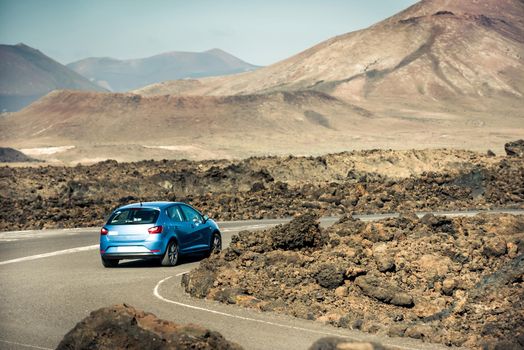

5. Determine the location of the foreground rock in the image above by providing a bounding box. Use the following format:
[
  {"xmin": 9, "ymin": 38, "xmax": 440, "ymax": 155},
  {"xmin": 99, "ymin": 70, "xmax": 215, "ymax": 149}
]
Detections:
[
  {"xmin": 1, "ymin": 147, "xmax": 523, "ymax": 231},
  {"xmin": 505, "ymin": 139, "xmax": 524, "ymax": 157},
  {"xmin": 56, "ymin": 304, "xmax": 242, "ymax": 350},
  {"xmin": 182, "ymin": 213, "xmax": 524, "ymax": 349}
]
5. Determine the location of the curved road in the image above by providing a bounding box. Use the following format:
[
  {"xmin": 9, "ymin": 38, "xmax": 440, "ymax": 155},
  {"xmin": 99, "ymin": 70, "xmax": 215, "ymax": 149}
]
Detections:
[{"xmin": 0, "ymin": 209, "xmax": 522, "ymax": 350}]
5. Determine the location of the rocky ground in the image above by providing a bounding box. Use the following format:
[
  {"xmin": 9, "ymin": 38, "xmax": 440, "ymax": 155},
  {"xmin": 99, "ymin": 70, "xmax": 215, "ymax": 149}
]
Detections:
[
  {"xmin": 57, "ymin": 303, "xmax": 392, "ymax": 350},
  {"xmin": 57, "ymin": 304, "xmax": 242, "ymax": 350},
  {"xmin": 0, "ymin": 143, "xmax": 523, "ymax": 231},
  {"xmin": 182, "ymin": 213, "xmax": 524, "ymax": 349}
]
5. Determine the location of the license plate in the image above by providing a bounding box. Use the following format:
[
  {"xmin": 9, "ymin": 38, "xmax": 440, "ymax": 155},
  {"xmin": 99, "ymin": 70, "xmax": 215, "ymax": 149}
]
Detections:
[
  {"xmin": 108, "ymin": 231, "xmax": 118, "ymax": 236},
  {"xmin": 115, "ymin": 246, "xmax": 140, "ymax": 252}
]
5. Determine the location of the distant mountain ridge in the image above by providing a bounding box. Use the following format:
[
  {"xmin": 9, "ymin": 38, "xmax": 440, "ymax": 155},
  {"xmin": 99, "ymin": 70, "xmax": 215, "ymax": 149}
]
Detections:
[
  {"xmin": 67, "ymin": 48, "xmax": 260, "ymax": 92},
  {"xmin": 0, "ymin": 43, "xmax": 106, "ymax": 111},
  {"xmin": 1, "ymin": 0, "xmax": 523, "ymax": 163},
  {"xmin": 136, "ymin": 0, "xmax": 524, "ymax": 108}
]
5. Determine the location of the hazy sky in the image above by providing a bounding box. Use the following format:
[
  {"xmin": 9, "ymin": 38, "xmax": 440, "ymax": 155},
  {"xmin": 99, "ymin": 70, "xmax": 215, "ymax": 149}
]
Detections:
[{"xmin": 0, "ymin": 0, "xmax": 418, "ymax": 66}]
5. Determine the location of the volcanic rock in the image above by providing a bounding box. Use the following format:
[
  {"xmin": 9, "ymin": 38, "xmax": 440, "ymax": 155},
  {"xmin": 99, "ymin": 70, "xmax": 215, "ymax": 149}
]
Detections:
[
  {"xmin": 272, "ymin": 214, "xmax": 326, "ymax": 250},
  {"xmin": 1, "ymin": 147, "xmax": 523, "ymax": 232},
  {"xmin": 56, "ymin": 304, "xmax": 242, "ymax": 350},
  {"xmin": 315, "ymin": 264, "xmax": 344, "ymax": 289},
  {"xmin": 504, "ymin": 140, "xmax": 524, "ymax": 157},
  {"xmin": 483, "ymin": 237, "xmax": 507, "ymax": 257},
  {"xmin": 355, "ymin": 275, "xmax": 414, "ymax": 307},
  {"xmin": 182, "ymin": 213, "xmax": 524, "ymax": 348}
]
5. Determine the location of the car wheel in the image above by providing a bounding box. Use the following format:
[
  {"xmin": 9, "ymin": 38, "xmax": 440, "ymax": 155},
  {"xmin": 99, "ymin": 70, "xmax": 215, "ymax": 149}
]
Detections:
[
  {"xmin": 207, "ymin": 233, "xmax": 222, "ymax": 256},
  {"xmin": 101, "ymin": 257, "xmax": 119, "ymax": 268},
  {"xmin": 161, "ymin": 240, "xmax": 179, "ymax": 266}
]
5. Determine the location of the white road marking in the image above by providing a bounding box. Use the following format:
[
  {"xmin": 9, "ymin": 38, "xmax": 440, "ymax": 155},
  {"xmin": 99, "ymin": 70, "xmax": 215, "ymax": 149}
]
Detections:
[
  {"xmin": 0, "ymin": 339, "xmax": 53, "ymax": 350},
  {"xmin": 221, "ymin": 224, "xmax": 274, "ymax": 232},
  {"xmin": 153, "ymin": 275, "xmax": 426, "ymax": 350},
  {"xmin": 153, "ymin": 275, "xmax": 350, "ymax": 338},
  {"xmin": 0, "ymin": 227, "xmax": 96, "ymax": 242},
  {"xmin": 0, "ymin": 245, "xmax": 98, "ymax": 266}
]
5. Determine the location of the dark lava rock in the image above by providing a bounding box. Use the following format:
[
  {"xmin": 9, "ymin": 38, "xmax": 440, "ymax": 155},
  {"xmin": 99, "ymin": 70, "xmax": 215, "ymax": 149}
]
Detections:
[
  {"xmin": 181, "ymin": 266, "xmax": 216, "ymax": 298},
  {"xmin": 483, "ymin": 237, "xmax": 507, "ymax": 257},
  {"xmin": 56, "ymin": 304, "xmax": 242, "ymax": 350},
  {"xmin": 2, "ymin": 145, "xmax": 524, "ymax": 232},
  {"xmin": 182, "ymin": 213, "xmax": 524, "ymax": 349},
  {"xmin": 0, "ymin": 147, "xmax": 36, "ymax": 162},
  {"xmin": 355, "ymin": 275, "xmax": 414, "ymax": 307},
  {"xmin": 375, "ymin": 255, "xmax": 395, "ymax": 273},
  {"xmin": 308, "ymin": 337, "xmax": 388, "ymax": 350},
  {"xmin": 419, "ymin": 213, "xmax": 438, "ymax": 226},
  {"xmin": 405, "ymin": 324, "xmax": 434, "ymax": 340},
  {"xmin": 505, "ymin": 139, "xmax": 524, "ymax": 157},
  {"xmin": 272, "ymin": 213, "xmax": 326, "ymax": 250},
  {"xmin": 315, "ymin": 264, "xmax": 344, "ymax": 289}
]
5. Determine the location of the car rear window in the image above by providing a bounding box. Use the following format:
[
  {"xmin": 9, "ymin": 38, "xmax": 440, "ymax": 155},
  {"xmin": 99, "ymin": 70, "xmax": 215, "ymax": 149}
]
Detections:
[{"xmin": 107, "ymin": 208, "xmax": 160, "ymax": 225}]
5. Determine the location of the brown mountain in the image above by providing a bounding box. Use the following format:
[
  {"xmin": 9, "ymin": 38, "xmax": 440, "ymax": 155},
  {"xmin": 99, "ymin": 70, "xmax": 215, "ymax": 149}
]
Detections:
[
  {"xmin": 137, "ymin": 0, "xmax": 524, "ymax": 108},
  {"xmin": 0, "ymin": 43, "xmax": 106, "ymax": 111},
  {"xmin": 0, "ymin": 89, "xmax": 379, "ymax": 162},
  {"xmin": 1, "ymin": 0, "xmax": 523, "ymax": 163},
  {"xmin": 67, "ymin": 48, "xmax": 260, "ymax": 92}
]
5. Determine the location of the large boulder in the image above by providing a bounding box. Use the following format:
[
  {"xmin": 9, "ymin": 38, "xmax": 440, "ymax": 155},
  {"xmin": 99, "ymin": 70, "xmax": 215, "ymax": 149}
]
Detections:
[
  {"xmin": 504, "ymin": 139, "xmax": 524, "ymax": 157},
  {"xmin": 271, "ymin": 213, "xmax": 326, "ymax": 250},
  {"xmin": 315, "ymin": 264, "xmax": 344, "ymax": 289},
  {"xmin": 355, "ymin": 275, "xmax": 414, "ymax": 307},
  {"xmin": 56, "ymin": 304, "xmax": 243, "ymax": 350}
]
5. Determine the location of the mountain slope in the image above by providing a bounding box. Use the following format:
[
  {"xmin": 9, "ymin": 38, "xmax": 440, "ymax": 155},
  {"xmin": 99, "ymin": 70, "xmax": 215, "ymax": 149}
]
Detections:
[
  {"xmin": 0, "ymin": 89, "xmax": 378, "ymax": 162},
  {"xmin": 136, "ymin": 0, "xmax": 524, "ymax": 110},
  {"xmin": 1, "ymin": 0, "xmax": 523, "ymax": 163},
  {"xmin": 0, "ymin": 43, "xmax": 106, "ymax": 111},
  {"xmin": 67, "ymin": 49, "xmax": 260, "ymax": 92}
]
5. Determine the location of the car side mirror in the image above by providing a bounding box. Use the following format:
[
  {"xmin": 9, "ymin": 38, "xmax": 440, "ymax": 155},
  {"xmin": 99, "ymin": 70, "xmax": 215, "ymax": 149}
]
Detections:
[{"xmin": 203, "ymin": 215, "xmax": 209, "ymax": 223}]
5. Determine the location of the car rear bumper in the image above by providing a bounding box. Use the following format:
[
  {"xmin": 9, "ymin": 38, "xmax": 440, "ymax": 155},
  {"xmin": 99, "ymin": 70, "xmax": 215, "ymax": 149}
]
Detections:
[
  {"xmin": 102, "ymin": 252, "xmax": 161, "ymax": 260},
  {"xmin": 100, "ymin": 240, "xmax": 165, "ymax": 260}
]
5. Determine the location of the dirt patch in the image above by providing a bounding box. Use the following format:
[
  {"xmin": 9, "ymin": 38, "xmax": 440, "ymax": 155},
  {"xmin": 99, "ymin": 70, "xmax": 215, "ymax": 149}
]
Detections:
[{"xmin": 182, "ymin": 213, "xmax": 524, "ymax": 349}]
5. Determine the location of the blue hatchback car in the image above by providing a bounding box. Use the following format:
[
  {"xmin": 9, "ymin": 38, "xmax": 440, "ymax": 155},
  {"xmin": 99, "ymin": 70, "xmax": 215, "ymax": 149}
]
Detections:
[{"xmin": 99, "ymin": 202, "xmax": 221, "ymax": 267}]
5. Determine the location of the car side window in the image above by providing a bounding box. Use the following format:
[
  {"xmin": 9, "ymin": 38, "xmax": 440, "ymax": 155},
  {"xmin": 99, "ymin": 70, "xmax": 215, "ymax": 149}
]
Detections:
[
  {"xmin": 167, "ymin": 205, "xmax": 184, "ymax": 223},
  {"xmin": 180, "ymin": 205, "xmax": 203, "ymax": 224}
]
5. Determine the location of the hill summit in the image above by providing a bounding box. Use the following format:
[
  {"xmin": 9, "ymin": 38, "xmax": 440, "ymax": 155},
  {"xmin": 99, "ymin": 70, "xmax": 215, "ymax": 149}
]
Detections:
[
  {"xmin": 0, "ymin": 43, "xmax": 106, "ymax": 111},
  {"xmin": 67, "ymin": 49, "xmax": 259, "ymax": 92}
]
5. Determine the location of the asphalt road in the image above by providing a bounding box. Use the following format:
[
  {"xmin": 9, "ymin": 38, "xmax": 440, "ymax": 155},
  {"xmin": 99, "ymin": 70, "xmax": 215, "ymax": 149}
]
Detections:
[{"xmin": 1, "ymin": 209, "xmax": 522, "ymax": 350}]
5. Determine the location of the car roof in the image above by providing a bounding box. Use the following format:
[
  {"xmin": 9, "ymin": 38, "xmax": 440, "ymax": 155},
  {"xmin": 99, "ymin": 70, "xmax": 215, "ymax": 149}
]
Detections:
[{"xmin": 118, "ymin": 201, "xmax": 185, "ymax": 210}]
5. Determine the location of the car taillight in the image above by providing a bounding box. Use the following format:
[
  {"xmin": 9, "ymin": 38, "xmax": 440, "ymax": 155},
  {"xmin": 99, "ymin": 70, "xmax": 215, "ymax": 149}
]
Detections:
[
  {"xmin": 100, "ymin": 227, "xmax": 108, "ymax": 235},
  {"xmin": 148, "ymin": 226, "xmax": 163, "ymax": 234}
]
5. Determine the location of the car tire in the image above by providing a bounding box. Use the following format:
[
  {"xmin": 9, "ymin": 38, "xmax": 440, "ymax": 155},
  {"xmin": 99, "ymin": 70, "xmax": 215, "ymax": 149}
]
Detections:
[
  {"xmin": 207, "ymin": 233, "xmax": 222, "ymax": 257},
  {"xmin": 101, "ymin": 257, "xmax": 119, "ymax": 268},
  {"xmin": 161, "ymin": 240, "xmax": 179, "ymax": 266}
]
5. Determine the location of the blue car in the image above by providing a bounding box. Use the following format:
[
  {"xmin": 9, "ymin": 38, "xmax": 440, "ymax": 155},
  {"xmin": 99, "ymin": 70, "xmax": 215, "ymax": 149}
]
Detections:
[{"xmin": 99, "ymin": 202, "xmax": 221, "ymax": 267}]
